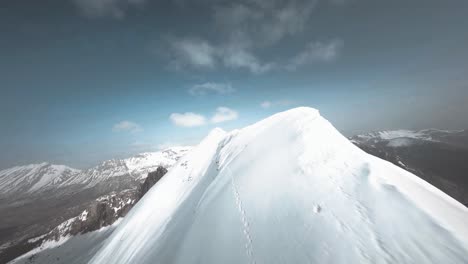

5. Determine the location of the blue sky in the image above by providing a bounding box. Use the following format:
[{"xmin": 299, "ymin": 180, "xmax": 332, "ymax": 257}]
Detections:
[{"xmin": 1, "ymin": 0, "xmax": 468, "ymax": 169}]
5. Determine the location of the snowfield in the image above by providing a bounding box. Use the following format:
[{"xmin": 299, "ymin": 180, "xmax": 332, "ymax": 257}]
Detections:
[{"xmin": 91, "ymin": 107, "xmax": 468, "ymax": 264}]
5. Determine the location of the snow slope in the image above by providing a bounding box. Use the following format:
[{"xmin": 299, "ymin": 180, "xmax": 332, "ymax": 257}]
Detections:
[{"xmin": 91, "ymin": 107, "xmax": 468, "ymax": 264}]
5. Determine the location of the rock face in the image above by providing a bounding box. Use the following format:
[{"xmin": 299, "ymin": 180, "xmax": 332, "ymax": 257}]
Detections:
[
  {"xmin": 138, "ymin": 167, "xmax": 168, "ymax": 199},
  {"xmin": 350, "ymin": 129, "xmax": 468, "ymax": 206}
]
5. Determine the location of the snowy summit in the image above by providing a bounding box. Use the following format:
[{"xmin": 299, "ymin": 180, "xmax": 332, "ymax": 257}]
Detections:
[{"xmin": 91, "ymin": 107, "xmax": 468, "ymax": 264}]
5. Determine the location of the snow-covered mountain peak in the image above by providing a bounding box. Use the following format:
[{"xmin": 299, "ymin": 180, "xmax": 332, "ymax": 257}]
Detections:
[
  {"xmin": 92, "ymin": 107, "xmax": 468, "ymax": 264},
  {"xmin": 0, "ymin": 163, "xmax": 81, "ymax": 195},
  {"xmin": 247, "ymin": 106, "xmax": 320, "ymax": 128},
  {"xmin": 206, "ymin": 127, "xmax": 227, "ymax": 138}
]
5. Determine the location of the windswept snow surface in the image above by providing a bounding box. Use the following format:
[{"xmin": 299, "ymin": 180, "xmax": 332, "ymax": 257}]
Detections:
[{"xmin": 91, "ymin": 107, "xmax": 468, "ymax": 264}]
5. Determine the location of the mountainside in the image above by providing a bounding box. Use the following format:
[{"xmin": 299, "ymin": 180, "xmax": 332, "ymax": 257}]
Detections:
[
  {"xmin": 9, "ymin": 167, "xmax": 171, "ymax": 264},
  {"xmin": 0, "ymin": 163, "xmax": 81, "ymax": 195},
  {"xmin": 90, "ymin": 108, "xmax": 468, "ymax": 264},
  {"xmin": 351, "ymin": 129, "xmax": 468, "ymax": 206},
  {"xmin": 0, "ymin": 147, "xmax": 190, "ymax": 199},
  {"xmin": 0, "ymin": 148, "xmax": 190, "ymax": 263}
]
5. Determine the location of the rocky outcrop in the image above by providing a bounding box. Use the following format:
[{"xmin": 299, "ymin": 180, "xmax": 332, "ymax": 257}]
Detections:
[{"xmin": 138, "ymin": 167, "xmax": 168, "ymax": 200}]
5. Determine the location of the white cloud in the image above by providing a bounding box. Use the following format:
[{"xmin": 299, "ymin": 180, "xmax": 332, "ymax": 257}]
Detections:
[
  {"xmin": 287, "ymin": 39, "xmax": 343, "ymax": 70},
  {"xmin": 189, "ymin": 82, "xmax": 235, "ymax": 96},
  {"xmin": 211, "ymin": 107, "xmax": 239, "ymax": 123},
  {"xmin": 112, "ymin": 121, "xmax": 143, "ymax": 133},
  {"xmin": 170, "ymin": 112, "xmax": 207, "ymax": 127},
  {"xmin": 72, "ymin": 0, "xmax": 145, "ymax": 19},
  {"xmin": 260, "ymin": 100, "xmax": 294, "ymax": 108}
]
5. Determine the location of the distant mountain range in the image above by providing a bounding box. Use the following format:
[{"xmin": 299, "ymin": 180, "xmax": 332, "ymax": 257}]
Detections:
[
  {"xmin": 0, "ymin": 147, "xmax": 190, "ymax": 263},
  {"xmin": 0, "ymin": 147, "xmax": 190, "ymax": 197}
]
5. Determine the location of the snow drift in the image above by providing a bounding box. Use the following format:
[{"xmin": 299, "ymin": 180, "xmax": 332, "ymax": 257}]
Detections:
[{"xmin": 91, "ymin": 107, "xmax": 468, "ymax": 264}]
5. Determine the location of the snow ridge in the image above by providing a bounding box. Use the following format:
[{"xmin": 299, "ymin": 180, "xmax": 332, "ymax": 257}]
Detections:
[{"xmin": 91, "ymin": 107, "xmax": 468, "ymax": 264}]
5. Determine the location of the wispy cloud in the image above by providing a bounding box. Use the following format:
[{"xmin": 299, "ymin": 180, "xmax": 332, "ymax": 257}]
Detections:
[
  {"xmin": 213, "ymin": 0, "xmax": 317, "ymax": 47},
  {"xmin": 112, "ymin": 120, "xmax": 143, "ymax": 133},
  {"xmin": 162, "ymin": 1, "xmax": 341, "ymax": 74},
  {"xmin": 260, "ymin": 100, "xmax": 295, "ymax": 109},
  {"xmin": 189, "ymin": 82, "xmax": 235, "ymax": 96},
  {"xmin": 287, "ymin": 39, "xmax": 343, "ymax": 70},
  {"xmin": 222, "ymin": 47, "xmax": 275, "ymax": 74},
  {"xmin": 72, "ymin": 0, "xmax": 145, "ymax": 19},
  {"xmin": 168, "ymin": 38, "xmax": 272, "ymax": 74},
  {"xmin": 260, "ymin": 101, "xmax": 272, "ymax": 109},
  {"xmin": 211, "ymin": 107, "xmax": 239, "ymax": 123},
  {"xmin": 170, "ymin": 112, "xmax": 207, "ymax": 127},
  {"xmin": 170, "ymin": 38, "xmax": 218, "ymax": 69}
]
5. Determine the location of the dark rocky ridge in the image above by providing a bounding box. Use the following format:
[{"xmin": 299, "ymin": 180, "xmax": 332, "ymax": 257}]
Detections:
[{"xmin": 138, "ymin": 167, "xmax": 168, "ymax": 200}]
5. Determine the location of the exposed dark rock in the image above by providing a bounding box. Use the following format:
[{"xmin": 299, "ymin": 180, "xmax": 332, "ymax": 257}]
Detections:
[{"xmin": 138, "ymin": 166, "xmax": 168, "ymax": 200}]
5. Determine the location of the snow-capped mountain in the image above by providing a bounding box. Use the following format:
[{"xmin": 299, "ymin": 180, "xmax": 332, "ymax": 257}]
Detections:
[
  {"xmin": 90, "ymin": 107, "xmax": 468, "ymax": 264},
  {"xmin": 351, "ymin": 129, "xmax": 468, "ymax": 206},
  {"xmin": 0, "ymin": 148, "xmax": 190, "ymax": 263},
  {"xmin": 68, "ymin": 147, "xmax": 190, "ymax": 187},
  {"xmin": 125, "ymin": 147, "xmax": 190, "ymax": 180},
  {"xmin": 0, "ymin": 147, "xmax": 191, "ymax": 197},
  {"xmin": 0, "ymin": 163, "xmax": 81, "ymax": 195}
]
